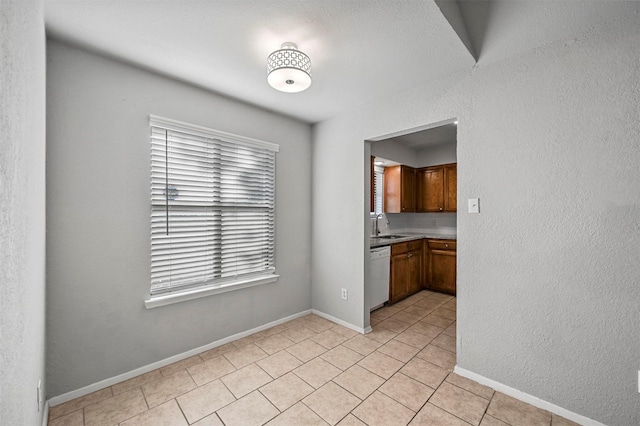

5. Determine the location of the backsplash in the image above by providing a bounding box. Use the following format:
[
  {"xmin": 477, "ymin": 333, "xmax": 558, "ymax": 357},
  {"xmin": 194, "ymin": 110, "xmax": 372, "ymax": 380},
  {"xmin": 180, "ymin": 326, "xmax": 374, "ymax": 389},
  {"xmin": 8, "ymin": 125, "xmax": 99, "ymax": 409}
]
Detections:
[{"xmin": 382, "ymin": 212, "xmax": 456, "ymax": 234}]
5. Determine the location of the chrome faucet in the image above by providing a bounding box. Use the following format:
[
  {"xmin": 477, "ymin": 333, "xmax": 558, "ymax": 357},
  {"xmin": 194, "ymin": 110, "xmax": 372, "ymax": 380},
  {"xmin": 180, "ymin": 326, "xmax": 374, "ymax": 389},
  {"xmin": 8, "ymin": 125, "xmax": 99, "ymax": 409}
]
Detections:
[{"xmin": 375, "ymin": 213, "xmax": 385, "ymax": 236}]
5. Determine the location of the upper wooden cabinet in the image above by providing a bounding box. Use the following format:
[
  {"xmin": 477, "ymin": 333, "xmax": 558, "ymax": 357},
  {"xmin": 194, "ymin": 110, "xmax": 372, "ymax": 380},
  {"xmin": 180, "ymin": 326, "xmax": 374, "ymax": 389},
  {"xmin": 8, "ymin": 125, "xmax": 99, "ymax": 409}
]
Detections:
[
  {"xmin": 416, "ymin": 163, "xmax": 457, "ymax": 212},
  {"xmin": 384, "ymin": 165, "xmax": 416, "ymax": 213}
]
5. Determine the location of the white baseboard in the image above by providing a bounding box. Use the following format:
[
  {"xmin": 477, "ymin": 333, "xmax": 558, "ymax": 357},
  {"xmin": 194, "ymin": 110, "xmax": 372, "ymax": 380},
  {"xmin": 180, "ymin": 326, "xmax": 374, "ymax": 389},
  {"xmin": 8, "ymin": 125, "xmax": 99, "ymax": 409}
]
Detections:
[
  {"xmin": 454, "ymin": 366, "xmax": 605, "ymax": 426},
  {"xmin": 48, "ymin": 309, "xmax": 312, "ymax": 407},
  {"xmin": 41, "ymin": 401, "xmax": 49, "ymax": 426},
  {"xmin": 311, "ymin": 309, "xmax": 368, "ymax": 334}
]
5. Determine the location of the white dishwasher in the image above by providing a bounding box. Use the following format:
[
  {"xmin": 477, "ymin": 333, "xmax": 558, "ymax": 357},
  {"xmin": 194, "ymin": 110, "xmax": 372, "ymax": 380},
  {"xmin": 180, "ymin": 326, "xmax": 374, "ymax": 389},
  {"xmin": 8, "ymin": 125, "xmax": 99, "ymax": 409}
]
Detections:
[{"xmin": 368, "ymin": 246, "xmax": 390, "ymax": 311}]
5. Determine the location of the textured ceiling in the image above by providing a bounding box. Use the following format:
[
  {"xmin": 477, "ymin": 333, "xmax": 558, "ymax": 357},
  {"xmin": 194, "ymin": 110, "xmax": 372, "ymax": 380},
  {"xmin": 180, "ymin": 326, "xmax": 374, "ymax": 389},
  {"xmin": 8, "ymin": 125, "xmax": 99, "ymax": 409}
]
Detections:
[{"xmin": 44, "ymin": 1, "xmax": 639, "ymax": 124}]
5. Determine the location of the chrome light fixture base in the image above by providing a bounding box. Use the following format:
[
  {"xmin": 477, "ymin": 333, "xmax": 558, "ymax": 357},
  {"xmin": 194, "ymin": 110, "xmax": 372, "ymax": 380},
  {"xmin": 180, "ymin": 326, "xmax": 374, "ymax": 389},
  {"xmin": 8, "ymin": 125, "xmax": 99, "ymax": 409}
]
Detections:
[{"xmin": 267, "ymin": 42, "xmax": 312, "ymax": 93}]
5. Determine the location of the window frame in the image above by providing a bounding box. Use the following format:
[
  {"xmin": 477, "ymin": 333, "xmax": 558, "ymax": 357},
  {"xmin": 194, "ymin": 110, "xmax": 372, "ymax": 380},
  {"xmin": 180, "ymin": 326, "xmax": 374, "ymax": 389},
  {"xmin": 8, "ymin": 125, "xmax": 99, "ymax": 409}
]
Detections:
[{"xmin": 145, "ymin": 115, "xmax": 279, "ymax": 309}]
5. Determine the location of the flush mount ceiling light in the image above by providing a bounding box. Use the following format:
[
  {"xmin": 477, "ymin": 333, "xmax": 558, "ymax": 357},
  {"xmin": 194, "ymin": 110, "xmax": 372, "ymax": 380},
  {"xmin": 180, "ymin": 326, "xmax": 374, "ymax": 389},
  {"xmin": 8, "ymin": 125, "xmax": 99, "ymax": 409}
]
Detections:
[{"xmin": 267, "ymin": 42, "xmax": 312, "ymax": 93}]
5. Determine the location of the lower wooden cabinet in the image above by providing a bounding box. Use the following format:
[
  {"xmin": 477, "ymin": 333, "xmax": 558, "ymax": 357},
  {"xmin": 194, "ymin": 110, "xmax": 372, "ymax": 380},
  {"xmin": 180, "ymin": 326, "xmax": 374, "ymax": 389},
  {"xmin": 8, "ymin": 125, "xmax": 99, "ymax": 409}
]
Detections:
[
  {"xmin": 424, "ymin": 239, "xmax": 456, "ymax": 294},
  {"xmin": 389, "ymin": 240, "xmax": 422, "ymax": 304}
]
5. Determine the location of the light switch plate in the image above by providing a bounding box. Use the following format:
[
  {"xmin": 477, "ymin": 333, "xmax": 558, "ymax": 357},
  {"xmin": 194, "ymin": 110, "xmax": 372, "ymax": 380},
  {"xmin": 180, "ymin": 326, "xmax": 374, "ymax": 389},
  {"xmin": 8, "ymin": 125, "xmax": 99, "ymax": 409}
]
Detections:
[{"xmin": 468, "ymin": 198, "xmax": 480, "ymax": 214}]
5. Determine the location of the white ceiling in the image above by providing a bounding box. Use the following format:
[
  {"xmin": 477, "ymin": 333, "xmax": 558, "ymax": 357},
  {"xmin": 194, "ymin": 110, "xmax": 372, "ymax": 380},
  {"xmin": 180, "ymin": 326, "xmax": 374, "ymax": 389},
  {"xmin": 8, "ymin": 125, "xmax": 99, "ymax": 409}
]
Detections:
[{"xmin": 44, "ymin": 1, "xmax": 639, "ymax": 124}]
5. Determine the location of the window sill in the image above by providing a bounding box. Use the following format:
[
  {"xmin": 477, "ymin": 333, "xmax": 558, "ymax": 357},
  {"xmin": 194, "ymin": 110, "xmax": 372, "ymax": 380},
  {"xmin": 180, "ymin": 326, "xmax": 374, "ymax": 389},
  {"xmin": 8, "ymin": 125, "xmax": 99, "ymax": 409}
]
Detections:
[{"xmin": 144, "ymin": 274, "xmax": 279, "ymax": 309}]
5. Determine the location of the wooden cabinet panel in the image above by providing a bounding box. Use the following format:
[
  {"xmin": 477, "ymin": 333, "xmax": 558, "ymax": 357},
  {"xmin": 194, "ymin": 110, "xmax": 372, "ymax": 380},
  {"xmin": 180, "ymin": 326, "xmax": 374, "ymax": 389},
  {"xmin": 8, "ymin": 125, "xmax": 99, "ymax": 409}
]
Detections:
[
  {"xmin": 444, "ymin": 164, "xmax": 457, "ymax": 212},
  {"xmin": 416, "ymin": 163, "xmax": 456, "ymax": 213},
  {"xmin": 384, "ymin": 165, "xmax": 415, "ymax": 213},
  {"xmin": 424, "ymin": 239, "xmax": 456, "ymax": 295},
  {"xmin": 417, "ymin": 167, "xmax": 444, "ymax": 212},
  {"xmin": 390, "ymin": 241, "xmax": 422, "ymax": 304}
]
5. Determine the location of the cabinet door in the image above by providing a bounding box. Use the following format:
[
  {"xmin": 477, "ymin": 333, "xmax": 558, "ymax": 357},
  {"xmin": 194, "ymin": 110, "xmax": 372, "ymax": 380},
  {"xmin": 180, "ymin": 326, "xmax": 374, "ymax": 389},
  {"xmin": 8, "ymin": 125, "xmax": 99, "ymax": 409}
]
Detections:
[
  {"xmin": 390, "ymin": 253, "xmax": 410, "ymax": 303},
  {"xmin": 383, "ymin": 165, "xmax": 401, "ymax": 213},
  {"xmin": 419, "ymin": 167, "xmax": 444, "ymax": 212},
  {"xmin": 401, "ymin": 166, "xmax": 416, "ymax": 212},
  {"xmin": 407, "ymin": 250, "xmax": 422, "ymax": 294},
  {"xmin": 444, "ymin": 164, "xmax": 457, "ymax": 212},
  {"xmin": 428, "ymin": 249, "xmax": 456, "ymax": 294}
]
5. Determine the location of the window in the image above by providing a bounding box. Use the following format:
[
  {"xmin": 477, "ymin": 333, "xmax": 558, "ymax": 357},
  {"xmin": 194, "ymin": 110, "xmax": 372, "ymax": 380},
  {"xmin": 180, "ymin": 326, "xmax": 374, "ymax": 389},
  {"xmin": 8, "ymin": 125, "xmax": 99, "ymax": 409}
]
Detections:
[
  {"xmin": 148, "ymin": 116, "xmax": 278, "ymax": 306},
  {"xmin": 373, "ymin": 169, "xmax": 384, "ymax": 214}
]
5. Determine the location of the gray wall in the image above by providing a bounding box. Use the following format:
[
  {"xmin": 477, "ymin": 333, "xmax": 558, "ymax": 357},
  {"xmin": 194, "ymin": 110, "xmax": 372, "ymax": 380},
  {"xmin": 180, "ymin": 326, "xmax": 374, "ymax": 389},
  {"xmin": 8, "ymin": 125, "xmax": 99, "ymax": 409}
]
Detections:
[
  {"xmin": 46, "ymin": 40, "xmax": 312, "ymax": 397},
  {"xmin": 0, "ymin": 0, "xmax": 47, "ymax": 424},
  {"xmin": 416, "ymin": 142, "xmax": 456, "ymax": 167},
  {"xmin": 312, "ymin": 12, "xmax": 640, "ymax": 426}
]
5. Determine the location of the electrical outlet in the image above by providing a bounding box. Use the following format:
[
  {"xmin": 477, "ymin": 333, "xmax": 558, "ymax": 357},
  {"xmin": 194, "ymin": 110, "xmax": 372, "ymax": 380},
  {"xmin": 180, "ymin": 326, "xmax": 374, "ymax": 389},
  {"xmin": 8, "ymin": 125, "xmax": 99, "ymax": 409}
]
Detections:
[
  {"xmin": 37, "ymin": 380, "xmax": 42, "ymax": 411},
  {"xmin": 341, "ymin": 288, "xmax": 348, "ymax": 300}
]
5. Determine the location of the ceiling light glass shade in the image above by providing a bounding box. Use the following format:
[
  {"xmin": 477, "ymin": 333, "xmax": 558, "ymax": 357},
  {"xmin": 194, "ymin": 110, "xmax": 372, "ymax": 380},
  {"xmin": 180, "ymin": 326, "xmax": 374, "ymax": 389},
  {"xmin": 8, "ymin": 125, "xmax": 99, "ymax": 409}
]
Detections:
[{"xmin": 267, "ymin": 42, "xmax": 312, "ymax": 93}]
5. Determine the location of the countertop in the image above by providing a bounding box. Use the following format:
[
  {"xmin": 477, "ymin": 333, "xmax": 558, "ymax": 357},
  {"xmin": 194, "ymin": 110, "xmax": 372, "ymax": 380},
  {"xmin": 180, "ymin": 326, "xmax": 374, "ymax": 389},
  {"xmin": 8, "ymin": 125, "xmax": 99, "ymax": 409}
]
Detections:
[{"xmin": 370, "ymin": 231, "xmax": 456, "ymax": 248}]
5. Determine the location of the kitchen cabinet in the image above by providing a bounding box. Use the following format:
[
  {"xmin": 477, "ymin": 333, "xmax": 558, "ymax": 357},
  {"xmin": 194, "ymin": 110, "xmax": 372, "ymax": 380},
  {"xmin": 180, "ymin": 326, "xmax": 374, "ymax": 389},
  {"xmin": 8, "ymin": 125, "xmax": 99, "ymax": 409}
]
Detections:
[
  {"xmin": 424, "ymin": 239, "xmax": 456, "ymax": 295},
  {"xmin": 389, "ymin": 240, "xmax": 422, "ymax": 304},
  {"xmin": 416, "ymin": 163, "xmax": 457, "ymax": 212},
  {"xmin": 384, "ymin": 165, "xmax": 416, "ymax": 213}
]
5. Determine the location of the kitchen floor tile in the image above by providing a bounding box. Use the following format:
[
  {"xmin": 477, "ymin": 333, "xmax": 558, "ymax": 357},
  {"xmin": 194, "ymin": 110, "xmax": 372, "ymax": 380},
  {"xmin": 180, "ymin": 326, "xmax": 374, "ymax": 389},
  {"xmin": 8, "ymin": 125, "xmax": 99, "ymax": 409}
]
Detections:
[
  {"xmin": 376, "ymin": 317, "xmax": 412, "ymax": 333},
  {"xmin": 198, "ymin": 342, "xmax": 236, "ymax": 361},
  {"xmin": 378, "ymin": 372, "xmax": 434, "ymax": 412},
  {"xmin": 141, "ymin": 369, "xmax": 197, "ymax": 408},
  {"xmin": 336, "ymin": 414, "xmax": 367, "ymax": 425},
  {"xmin": 293, "ymin": 357, "xmax": 341, "ymax": 389},
  {"xmin": 406, "ymin": 321, "xmax": 444, "ymax": 338},
  {"xmin": 48, "ymin": 409, "xmax": 84, "ymax": 426},
  {"xmin": 365, "ymin": 327, "xmax": 398, "ymax": 344},
  {"xmin": 52, "ymin": 296, "xmax": 584, "ymax": 426},
  {"xmin": 400, "ymin": 357, "xmax": 449, "ymax": 389},
  {"xmin": 391, "ymin": 311, "xmax": 424, "ymax": 324},
  {"xmin": 377, "ymin": 339, "xmax": 420, "ymax": 363},
  {"xmin": 255, "ymin": 334, "xmax": 296, "ymax": 355},
  {"xmin": 351, "ymin": 391, "xmax": 415, "ymax": 426},
  {"xmin": 357, "ymin": 350, "xmax": 404, "ymax": 379},
  {"xmin": 160, "ymin": 355, "xmax": 203, "ymax": 377},
  {"xmin": 445, "ymin": 373, "xmax": 494, "ymax": 400},
  {"xmin": 286, "ymin": 339, "xmax": 327, "ymax": 362},
  {"xmin": 217, "ymin": 391, "xmax": 279, "ymax": 426},
  {"xmin": 176, "ymin": 379, "xmax": 235, "ymax": 424},
  {"xmin": 192, "ymin": 413, "xmax": 225, "ymax": 426},
  {"xmin": 430, "ymin": 333, "xmax": 457, "ymax": 353},
  {"xmin": 259, "ymin": 371, "xmax": 314, "ymax": 411},
  {"xmin": 486, "ymin": 392, "xmax": 552, "ymax": 426},
  {"xmin": 311, "ymin": 329, "xmax": 349, "ymax": 349},
  {"xmin": 302, "ymin": 381, "xmax": 361, "ymax": 425},
  {"xmin": 342, "ymin": 334, "xmax": 383, "ymax": 356},
  {"xmin": 330, "ymin": 324, "xmax": 360, "ymax": 338},
  {"xmin": 257, "ymin": 349, "xmax": 304, "ymax": 379},
  {"xmin": 83, "ymin": 388, "xmax": 148, "ymax": 426},
  {"xmin": 280, "ymin": 325, "xmax": 318, "ymax": 343},
  {"xmin": 223, "ymin": 343, "xmax": 269, "ymax": 369},
  {"xmin": 416, "ymin": 344, "xmax": 456, "ymax": 370},
  {"xmin": 394, "ymin": 329, "xmax": 435, "ymax": 349},
  {"xmin": 320, "ymin": 345, "xmax": 364, "ymax": 370},
  {"xmin": 120, "ymin": 399, "xmax": 187, "ymax": 426},
  {"xmin": 429, "ymin": 381, "xmax": 489, "ymax": 425},
  {"xmin": 48, "ymin": 388, "xmax": 113, "ymax": 420},
  {"xmin": 111, "ymin": 370, "xmax": 162, "ymax": 396},
  {"xmin": 410, "ymin": 402, "xmax": 471, "ymax": 426},
  {"xmin": 220, "ymin": 363, "xmax": 272, "ymax": 398},
  {"xmin": 187, "ymin": 354, "xmax": 236, "ymax": 386},
  {"xmin": 266, "ymin": 402, "xmax": 328, "ymax": 426},
  {"xmin": 333, "ymin": 365, "xmax": 385, "ymax": 399}
]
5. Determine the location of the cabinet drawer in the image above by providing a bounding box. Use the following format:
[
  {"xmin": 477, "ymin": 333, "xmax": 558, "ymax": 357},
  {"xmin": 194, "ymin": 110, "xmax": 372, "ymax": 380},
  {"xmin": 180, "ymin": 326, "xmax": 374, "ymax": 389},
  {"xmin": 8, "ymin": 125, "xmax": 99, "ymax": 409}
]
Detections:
[
  {"xmin": 391, "ymin": 240, "xmax": 423, "ymax": 255},
  {"xmin": 427, "ymin": 239, "xmax": 456, "ymax": 250}
]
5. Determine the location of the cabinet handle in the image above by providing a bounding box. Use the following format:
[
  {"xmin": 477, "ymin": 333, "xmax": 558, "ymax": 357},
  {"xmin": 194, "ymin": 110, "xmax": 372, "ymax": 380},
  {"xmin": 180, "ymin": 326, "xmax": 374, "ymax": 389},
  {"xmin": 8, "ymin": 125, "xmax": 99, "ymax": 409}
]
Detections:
[
  {"xmin": 439, "ymin": 207, "xmax": 443, "ymax": 211},
  {"xmin": 445, "ymin": 244, "xmax": 448, "ymax": 248}
]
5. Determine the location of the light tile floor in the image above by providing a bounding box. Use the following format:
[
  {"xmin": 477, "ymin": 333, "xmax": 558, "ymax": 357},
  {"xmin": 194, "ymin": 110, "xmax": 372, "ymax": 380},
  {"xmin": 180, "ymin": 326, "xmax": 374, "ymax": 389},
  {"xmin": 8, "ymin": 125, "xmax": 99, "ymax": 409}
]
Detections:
[{"xmin": 48, "ymin": 290, "xmax": 580, "ymax": 426}]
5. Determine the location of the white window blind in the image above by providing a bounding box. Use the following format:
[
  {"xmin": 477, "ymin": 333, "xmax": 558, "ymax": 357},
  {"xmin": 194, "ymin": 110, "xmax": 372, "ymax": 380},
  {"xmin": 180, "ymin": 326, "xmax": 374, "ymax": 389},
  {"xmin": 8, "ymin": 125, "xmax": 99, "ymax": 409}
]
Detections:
[
  {"xmin": 150, "ymin": 116, "xmax": 278, "ymax": 296},
  {"xmin": 373, "ymin": 170, "xmax": 384, "ymax": 214}
]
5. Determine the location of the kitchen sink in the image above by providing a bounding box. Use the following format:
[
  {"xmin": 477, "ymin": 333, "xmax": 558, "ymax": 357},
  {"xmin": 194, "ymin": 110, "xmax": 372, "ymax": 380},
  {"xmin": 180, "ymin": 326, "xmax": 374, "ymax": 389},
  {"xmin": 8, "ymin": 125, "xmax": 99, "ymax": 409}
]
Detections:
[{"xmin": 373, "ymin": 234, "xmax": 406, "ymax": 239}]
